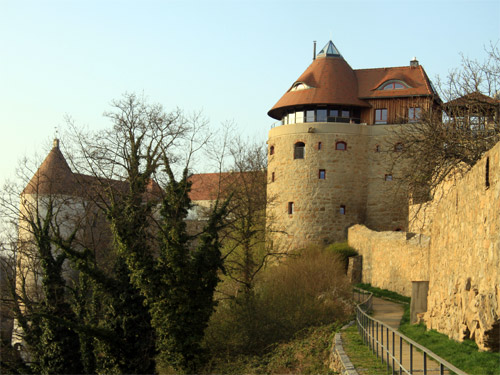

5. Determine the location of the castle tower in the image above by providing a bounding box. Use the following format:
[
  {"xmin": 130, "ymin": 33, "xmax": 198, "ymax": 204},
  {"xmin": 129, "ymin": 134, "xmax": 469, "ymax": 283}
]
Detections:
[{"xmin": 266, "ymin": 40, "xmax": 440, "ymax": 249}]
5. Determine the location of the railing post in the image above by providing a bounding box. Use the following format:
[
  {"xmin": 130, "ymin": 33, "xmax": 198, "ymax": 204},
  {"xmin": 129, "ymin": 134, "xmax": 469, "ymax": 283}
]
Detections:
[
  {"xmin": 423, "ymin": 352, "xmax": 427, "ymax": 375},
  {"xmin": 410, "ymin": 343, "xmax": 413, "ymax": 374},
  {"xmin": 376, "ymin": 321, "xmax": 379, "ymax": 358},
  {"xmin": 399, "ymin": 336, "xmax": 402, "ymax": 375},
  {"xmin": 386, "ymin": 327, "xmax": 389, "ymax": 372},
  {"xmin": 392, "ymin": 331, "xmax": 395, "ymax": 375},
  {"xmin": 380, "ymin": 323, "xmax": 384, "ymax": 364}
]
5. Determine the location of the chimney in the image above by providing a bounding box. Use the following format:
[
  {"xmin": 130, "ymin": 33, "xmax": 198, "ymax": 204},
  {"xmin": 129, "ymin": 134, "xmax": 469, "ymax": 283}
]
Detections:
[
  {"xmin": 410, "ymin": 57, "xmax": 419, "ymax": 67},
  {"xmin": 53, "ymin": 138, "xmax": 60, "ymax": 149},
  {"xmin": 313, "ymin": 40, "xmax": 317, "ymax": 60}
]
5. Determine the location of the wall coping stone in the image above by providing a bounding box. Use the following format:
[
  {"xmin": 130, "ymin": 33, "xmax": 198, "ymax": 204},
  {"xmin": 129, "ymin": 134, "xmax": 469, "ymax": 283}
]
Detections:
[{"xmin": 330, "ymin": 321, "xmax": 359, "ymax": 375}]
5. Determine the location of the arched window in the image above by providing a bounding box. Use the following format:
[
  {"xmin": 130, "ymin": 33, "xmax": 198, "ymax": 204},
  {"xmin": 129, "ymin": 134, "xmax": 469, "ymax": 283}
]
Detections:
[
  {"xmin": 335, "ymin": 141, "xmax": 347, "ymax": 151},
  {"xmin": 379, "ymin": 80, "xmax": 409, "ymax": 90},
  {"xmin": 269, "ymin": 145, "xmax": 275, "ymax": 155},
  {"xmin": 294, "ymin": 142, "xmax": 305, "ymax": 159},
  {"xmin": 394, "ymin": 143, "xmax": 403, "ymax": 152},
  {"xmin": 290, "ymin": 82, "xmax": 309, "ymax": 92}
]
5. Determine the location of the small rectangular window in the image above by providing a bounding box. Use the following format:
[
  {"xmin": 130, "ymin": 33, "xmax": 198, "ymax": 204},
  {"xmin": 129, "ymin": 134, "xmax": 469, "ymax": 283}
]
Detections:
[
  {"xmin": 409, "ymin": 107, "xmax": 421, "ymax": 122},
  {"xmin": 288, "ymin": 112, "xmax": 295, "ymax": 124},
  {"xmin": 375, "ymin": 109, "xmax": 388, "ymax": 124},
  {"xmin": 330, "ymin": 109, "xmax": 339, "ymax": 117},
  {"xmin": 319, "ymin": 169, "xmax": 326, "ymax": 179},
  {"xmin": 288, "ymin": 202, "xmax": 294, "ymax": 215},
  {"xmin": 385, "ymin": 174, "xmax": 393, "ymax": 181},
  {"xmin": 318, "ymin": 141, "xmax": 322, "ymax": 150},
  {"xmin": 340, "ymin": 205, "xmax": 346, "ymax": 215},
  {"xmin": 295, "ymin": 111, "xmax": 304, "ymax": 123},
  {"xmin": 341, "ymin": 110, "xmax": 350, "ymax": 118},
  {"xmin": 271, "ymin": 172, "xmax": 275, "ymax": 182},
  {"xmin": 317, "ymin": 109, "xmax": 327, "ymax": 122},
  {"xmin": 306, "ymin": 110, "xmax": 315, "ymax": 122}
]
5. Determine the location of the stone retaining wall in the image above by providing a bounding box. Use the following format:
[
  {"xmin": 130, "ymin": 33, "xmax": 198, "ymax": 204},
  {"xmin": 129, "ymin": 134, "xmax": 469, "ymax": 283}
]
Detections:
[{"xmin": 348, "ymin": 225, "xmax": 430, "ymax": 297}]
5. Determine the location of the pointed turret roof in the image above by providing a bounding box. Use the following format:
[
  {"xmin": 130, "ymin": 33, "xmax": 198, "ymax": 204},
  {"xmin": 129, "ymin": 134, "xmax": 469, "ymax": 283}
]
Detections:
[
  {"xmin": 268, "ymin": 40, "xmax": 368, "ymax": 120},
  {"xmin": 23, "ymin": 139, "xmax": 78, "ymax": 195}
]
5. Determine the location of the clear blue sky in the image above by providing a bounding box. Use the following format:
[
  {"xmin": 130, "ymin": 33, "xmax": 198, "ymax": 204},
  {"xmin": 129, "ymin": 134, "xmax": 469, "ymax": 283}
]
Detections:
[{"xmin": 1, "ymin": 0, "xmax": 499, "ymax": 181}]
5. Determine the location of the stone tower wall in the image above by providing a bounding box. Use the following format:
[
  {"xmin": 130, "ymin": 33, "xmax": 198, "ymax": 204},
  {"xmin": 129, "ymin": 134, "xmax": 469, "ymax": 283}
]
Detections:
[{"xmin": 267, "ymin": 122, "xmax": 408, "ymax": 249}]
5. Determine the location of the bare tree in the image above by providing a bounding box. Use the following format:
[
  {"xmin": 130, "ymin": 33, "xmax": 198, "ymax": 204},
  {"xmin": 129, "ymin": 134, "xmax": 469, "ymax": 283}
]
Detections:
[{"xmin": 393, "ymin": 43, "xmax": 500, "ymax": 204}]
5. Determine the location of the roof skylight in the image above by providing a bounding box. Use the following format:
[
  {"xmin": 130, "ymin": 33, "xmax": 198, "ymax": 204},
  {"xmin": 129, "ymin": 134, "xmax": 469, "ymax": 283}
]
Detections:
[{"xmin": 317, "ymin": 40, "xmax": 342, "ymax": 58}]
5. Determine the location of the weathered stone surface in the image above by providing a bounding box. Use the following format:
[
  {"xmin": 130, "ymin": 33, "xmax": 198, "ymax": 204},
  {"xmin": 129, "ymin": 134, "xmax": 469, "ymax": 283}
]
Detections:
[
  {"xmin": 348, "ymin": 224, "xmax": 430, "ymax": 297},
  {"xmin": 347, "ymin": 141, "xmax": 500, "ymax": 351}
]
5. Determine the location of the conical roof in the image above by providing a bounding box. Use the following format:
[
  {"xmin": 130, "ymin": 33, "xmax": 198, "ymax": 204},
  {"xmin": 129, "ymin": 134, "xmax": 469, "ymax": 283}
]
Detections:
[
  {"xmin": 23, "ymin": 139, "xmax": 77, "ymax": 195},
  {"xmin": 268, "ymin": 40, "xmax": 369, "ymax": 120}
]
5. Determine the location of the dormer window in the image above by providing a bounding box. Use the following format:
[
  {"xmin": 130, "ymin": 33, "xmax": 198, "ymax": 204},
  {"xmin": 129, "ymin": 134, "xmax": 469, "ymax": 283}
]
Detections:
[
  {"xmin": 379, "ymin": 80, "xmax": 409, "ymax": 90},
  {"xmin": 290, "ymin": 82, "xmax": 310, "ymax": 92}
]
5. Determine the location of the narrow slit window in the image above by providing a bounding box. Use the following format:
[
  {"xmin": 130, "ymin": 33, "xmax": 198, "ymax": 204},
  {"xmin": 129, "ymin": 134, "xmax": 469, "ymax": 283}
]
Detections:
[
  {"xmin": 486, "ymin": 157, "xmax": 490, "ymax": 188},
  {"xmin": 318, "ymin": 141, "xmax": 322, "ymax": 150},
  {"xmin": 288, "ymin": 202, "xmax": 294, "ymax": 215},
  {"xmin": 271, "ymin": 172, "xmax": 275, "ymax": 182},
  {"xmin": 339, "ymin": 205, "xmax": 346, "ymax": 215},
  {"xmin": 269, "ymin": 145, "xmax": 275, "ymax": 155},
  {"xmin": 319, "ymin": 169, "xmax": 326, "ymax": 179}
]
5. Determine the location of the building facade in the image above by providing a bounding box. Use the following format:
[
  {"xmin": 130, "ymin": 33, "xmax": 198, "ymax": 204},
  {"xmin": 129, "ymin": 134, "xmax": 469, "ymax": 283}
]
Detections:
[{"xmin": 266, "ymin": 40, "xmax": 441, "ymax": 249}]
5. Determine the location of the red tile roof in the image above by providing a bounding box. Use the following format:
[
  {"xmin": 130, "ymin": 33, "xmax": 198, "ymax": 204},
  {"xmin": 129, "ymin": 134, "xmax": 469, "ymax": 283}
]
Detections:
[
  {"xmin": 355, "ymin": 65, "xmax": 435, "ymax": 99},
  {"xmin": 268, "ymin": 53, "xmax": 437, "ymax": 120},
  {"xmin": 268, "ymin": 56, "xmax": 369, "ymax": 119}
]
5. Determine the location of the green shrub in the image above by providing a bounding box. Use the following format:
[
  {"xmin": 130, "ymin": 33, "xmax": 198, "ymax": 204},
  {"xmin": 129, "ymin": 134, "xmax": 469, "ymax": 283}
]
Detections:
[{"xmin": 325, "ymin": 241, "xmax": 358, "ymax": 271}]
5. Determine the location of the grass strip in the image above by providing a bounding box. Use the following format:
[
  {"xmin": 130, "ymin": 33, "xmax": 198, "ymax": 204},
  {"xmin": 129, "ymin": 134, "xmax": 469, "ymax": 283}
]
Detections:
[
  {"xmin": 341, "ymin": 323, "xmax": 392, "ymax": 375},
  {"xmin": 399, "ymin": 305, "xmax": 500, "ymax": 375},
  {"xmin": 355, "ymin": 283, "xmax": 410, "ymax": 304}
]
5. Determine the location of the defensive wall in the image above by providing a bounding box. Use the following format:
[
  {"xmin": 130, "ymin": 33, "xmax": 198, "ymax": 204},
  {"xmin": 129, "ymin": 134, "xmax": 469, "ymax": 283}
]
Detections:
[{"xmin": 348, "ymin": 141, "xmax": 500, "ymax": 351}]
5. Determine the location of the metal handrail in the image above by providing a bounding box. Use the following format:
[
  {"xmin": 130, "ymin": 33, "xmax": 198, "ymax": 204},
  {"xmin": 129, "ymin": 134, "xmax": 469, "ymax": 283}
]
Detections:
[{"xmin": 353, "ymin": 289, "xmax": 468, "ymax": 375}]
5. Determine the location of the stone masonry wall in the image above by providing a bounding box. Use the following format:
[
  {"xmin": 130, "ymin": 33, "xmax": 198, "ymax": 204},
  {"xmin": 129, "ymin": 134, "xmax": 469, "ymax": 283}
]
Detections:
[
  {"xmin": 348, "ymin": 224, "xmax": 430, "ymax": 297},
  {"xmin": 348, "ymin": 141, "xmax": 500, "ymax": 351},
  {"xmin": 421, "ymin": 142, "xmax": 500, "ymax": 350}
]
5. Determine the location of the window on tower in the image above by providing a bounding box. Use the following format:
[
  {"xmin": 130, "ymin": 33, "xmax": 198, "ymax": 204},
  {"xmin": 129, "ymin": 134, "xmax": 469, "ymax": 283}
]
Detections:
[
  {"xmin": 335, "ymin": 141, "xmax": 347, "ymax": 151},
  {"xmin": 294, "ymin": 142, "xmax": 305, "ymax": 159},
  {"xmin": 316, "ymin": 109, "xmax": 327, "ymax": 122},
  {"xmin": 319, "ymin": 169, "xmax": 326, "ymax": 179},
  {"xmin": 288, "ymin": 202, "xmax": 294, "ymax": 215}
]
